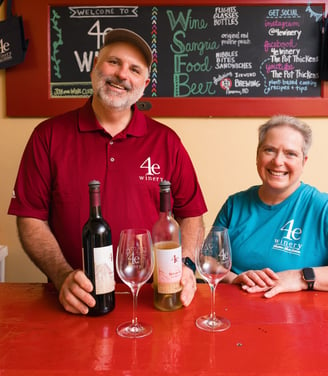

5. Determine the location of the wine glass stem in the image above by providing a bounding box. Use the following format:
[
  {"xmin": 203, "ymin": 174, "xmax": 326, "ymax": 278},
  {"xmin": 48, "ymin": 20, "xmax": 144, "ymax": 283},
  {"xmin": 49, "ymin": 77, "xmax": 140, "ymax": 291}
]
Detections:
[
  {"xmin": 209, "ymin": 284, "xmax": 217, "ymax": 321},
  {"xmin": 131, "ymin": 286, "xmax": 140, "ymax": 326}
]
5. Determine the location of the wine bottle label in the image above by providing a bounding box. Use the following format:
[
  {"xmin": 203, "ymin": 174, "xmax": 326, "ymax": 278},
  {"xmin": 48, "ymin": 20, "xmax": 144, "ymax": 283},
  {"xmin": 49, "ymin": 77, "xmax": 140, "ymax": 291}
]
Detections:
[
  {"xmin": 155, "ymin": 242, "xmax": 182, "ymax": 294},
  {"xmin": 93, "ymin": 245, "xmax": 115, "ymax": 295}
]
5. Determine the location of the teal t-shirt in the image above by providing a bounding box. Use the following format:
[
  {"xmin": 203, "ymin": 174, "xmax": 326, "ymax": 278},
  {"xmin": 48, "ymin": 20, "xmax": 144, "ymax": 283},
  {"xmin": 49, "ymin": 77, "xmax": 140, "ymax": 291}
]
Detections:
[{"xmin": 214, "ymin": 183, "xmax": 328, "ymax": 274}]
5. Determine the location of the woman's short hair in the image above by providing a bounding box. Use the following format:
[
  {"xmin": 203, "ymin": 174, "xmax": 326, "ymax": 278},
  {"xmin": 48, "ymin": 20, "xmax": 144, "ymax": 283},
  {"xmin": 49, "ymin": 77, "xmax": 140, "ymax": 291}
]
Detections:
[{"xmin": 257, "ymin": 115, "xmax": 312, "ymax": 157}]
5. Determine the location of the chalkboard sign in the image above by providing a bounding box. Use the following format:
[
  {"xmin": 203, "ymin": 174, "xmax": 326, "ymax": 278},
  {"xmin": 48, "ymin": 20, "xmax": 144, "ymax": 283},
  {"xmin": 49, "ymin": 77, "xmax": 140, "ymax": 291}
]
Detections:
[
  {"xmin": 49, "ymin": 5, "xmax": 321, "ymax": 99},
  {"xmin": 5, "ymin": 0, "xmax": 328, "ymax": 117}
]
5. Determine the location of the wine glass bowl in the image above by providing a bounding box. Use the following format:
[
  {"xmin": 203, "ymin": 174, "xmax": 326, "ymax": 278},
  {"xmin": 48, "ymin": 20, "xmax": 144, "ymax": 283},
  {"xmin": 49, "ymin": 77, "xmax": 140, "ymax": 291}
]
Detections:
[
  {"xmin": 195, "ymin": 226, "xmax": 232, "ymax": 332},
  {"xmin": 198, "ymin": 257, "xmax": 230, "ymax": 285},
  {"xmin": 116, "ymin": 228, "xmax": 154, "ymax": 338}
]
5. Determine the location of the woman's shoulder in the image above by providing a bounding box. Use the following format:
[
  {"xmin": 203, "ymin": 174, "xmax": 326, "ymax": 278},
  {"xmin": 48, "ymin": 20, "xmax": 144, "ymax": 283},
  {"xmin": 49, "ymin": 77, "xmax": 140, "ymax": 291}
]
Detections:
[
  {"xmin": 299, "ymin": 182, "xmax": 328, "ymax": 204},
  {"xmin": 228, "ymin": 185, "xmax": 260, "ymax": 200}
]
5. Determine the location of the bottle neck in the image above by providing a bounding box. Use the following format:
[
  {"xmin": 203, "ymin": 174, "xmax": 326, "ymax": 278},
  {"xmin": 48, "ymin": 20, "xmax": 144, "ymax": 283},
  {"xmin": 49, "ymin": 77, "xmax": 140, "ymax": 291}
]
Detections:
[
  {"xmin": 160, "ymin": 190, "xmax": 172, "ymax": 214},
  {"xmin": 89, "ymin": 189, "xmax": 102, "ymax": 219}
]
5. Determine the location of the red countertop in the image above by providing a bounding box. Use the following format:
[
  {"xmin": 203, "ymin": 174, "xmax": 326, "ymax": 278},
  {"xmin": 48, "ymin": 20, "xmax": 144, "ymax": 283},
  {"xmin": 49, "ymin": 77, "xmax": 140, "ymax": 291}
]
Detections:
[{"xmin": 1, "ymin": 282, "xmax": 328, "ymax": 375}]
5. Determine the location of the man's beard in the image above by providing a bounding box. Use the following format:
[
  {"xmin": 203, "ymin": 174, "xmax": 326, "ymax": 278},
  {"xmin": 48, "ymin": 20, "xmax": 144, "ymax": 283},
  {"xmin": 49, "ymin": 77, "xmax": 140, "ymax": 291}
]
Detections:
[{"xmin": 93, "ymin": 69, "xmax": 145, "ymax": 110}]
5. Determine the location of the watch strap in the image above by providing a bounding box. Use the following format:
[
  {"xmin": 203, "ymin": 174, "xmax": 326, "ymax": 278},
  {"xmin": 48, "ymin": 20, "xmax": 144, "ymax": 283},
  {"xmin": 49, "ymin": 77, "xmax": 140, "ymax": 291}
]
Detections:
[
  {"xmin": 182, "ymin": 257, "xmax": 196, "ymax": 274},
  {"xmin": 307, "ymin": 280, "xmax": 314, "ymax": 290}
]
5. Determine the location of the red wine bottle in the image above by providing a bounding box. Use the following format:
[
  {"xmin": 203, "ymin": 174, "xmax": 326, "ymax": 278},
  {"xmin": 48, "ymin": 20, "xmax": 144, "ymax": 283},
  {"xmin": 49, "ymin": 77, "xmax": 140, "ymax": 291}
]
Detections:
[
  {"xmin": 152, "ymin": 180, "xmax": 183, "ymax": 311},
  {"xmin": 82, "ymin": 180, "xmax": 115, "ymax": 316}
]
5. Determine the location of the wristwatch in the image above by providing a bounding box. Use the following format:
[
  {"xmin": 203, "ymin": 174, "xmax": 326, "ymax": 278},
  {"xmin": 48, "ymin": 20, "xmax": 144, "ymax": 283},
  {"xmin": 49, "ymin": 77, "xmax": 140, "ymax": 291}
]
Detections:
[
  {"xmin": 182, "ymin": 257, "xmax": 196, "ymax": 274},
  {"xmin": 302, "ymin": 267, "xmax": 315, "ymax": 290}
]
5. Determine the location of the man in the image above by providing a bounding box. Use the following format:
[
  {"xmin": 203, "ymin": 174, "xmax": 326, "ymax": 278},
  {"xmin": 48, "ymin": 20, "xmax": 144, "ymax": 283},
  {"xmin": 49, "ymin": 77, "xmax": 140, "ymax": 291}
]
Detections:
[{"xmin": 8, "ymin": 29, "xmax": 207, "ymax": 314}]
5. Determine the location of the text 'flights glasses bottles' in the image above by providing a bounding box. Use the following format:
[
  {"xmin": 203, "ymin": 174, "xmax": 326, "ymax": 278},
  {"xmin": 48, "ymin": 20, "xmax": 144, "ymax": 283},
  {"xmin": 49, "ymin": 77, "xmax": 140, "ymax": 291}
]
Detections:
[
  {"xmin": 152, "ymin": 180, "xmax": 183, "ymax": 311},
  {"xmin": 82, "ymin": 180, "xmax": 115, "ymax": 316}
]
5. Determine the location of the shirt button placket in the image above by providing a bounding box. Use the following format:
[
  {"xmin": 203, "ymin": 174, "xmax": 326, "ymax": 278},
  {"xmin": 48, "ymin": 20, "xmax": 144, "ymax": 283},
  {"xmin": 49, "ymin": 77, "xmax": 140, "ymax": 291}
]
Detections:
[{"xmin": 108, "ymin": 140, "xmax": 115, "ymax": 164}]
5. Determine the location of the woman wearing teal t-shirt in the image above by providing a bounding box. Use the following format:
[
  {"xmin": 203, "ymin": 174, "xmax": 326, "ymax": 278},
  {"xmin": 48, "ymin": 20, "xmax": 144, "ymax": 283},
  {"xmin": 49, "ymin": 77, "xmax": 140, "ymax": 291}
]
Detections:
[{"xmin": 214, "ymin": 115, "xmax": 328, "ymax": 298}]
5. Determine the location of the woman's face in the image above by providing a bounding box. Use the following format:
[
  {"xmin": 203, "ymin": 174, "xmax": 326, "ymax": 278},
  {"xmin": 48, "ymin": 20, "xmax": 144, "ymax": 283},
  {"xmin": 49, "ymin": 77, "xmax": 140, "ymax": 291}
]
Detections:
[{"xmin": 256, "ymin": 125, "xmax": 307, "ymax": 200}]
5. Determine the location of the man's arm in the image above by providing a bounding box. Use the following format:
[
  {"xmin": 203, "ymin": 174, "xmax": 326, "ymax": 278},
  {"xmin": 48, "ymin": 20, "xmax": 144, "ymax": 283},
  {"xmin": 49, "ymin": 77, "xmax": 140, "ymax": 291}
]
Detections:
[
  {"xmin": 178, "ymin": 215, "xmax": 205, "ymax": 260},
  {"xmin": 17, "ymin": 217, "xmax": 72, "ymax": 289},
  {"xmin": 176, "ymin": 215, "xmax": 204, "ymax": 306},
  {"xmin": 17, "ymin": 217, "xmax": 95, "ymax": 314}
]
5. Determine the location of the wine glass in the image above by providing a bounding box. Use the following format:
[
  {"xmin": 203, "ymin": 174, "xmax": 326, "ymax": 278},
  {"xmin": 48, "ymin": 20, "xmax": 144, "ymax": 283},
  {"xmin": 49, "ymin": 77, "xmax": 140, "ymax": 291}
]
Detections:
[
  {"xmin": 195, "ymin": 226, "xmax": 232, "ymax": 332},
  {"xmin": 116, "ymin": 228, "xmax": 154, "ymax": 338}
]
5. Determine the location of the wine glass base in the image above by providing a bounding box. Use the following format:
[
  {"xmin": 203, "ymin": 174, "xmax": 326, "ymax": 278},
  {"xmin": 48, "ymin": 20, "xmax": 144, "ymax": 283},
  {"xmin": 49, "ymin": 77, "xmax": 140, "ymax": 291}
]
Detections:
[
  {"xmin": 117, "ymin": 321, "xmax": 152, "ymax": 338},
  {"xmin": 196, "ymin": 315, "xmax": 231, "ymax": 332}
]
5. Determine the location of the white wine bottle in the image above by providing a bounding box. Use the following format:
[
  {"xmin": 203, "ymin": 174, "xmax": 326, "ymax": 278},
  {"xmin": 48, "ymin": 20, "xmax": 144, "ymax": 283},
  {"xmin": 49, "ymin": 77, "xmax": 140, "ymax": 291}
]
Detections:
[
  {"xmin": 152, "ymin": 180, "xmax": 182, "ymax": 311},
  {"xmin": 82, "ymin": 180, "xmax": 115, "ymax": 316}
]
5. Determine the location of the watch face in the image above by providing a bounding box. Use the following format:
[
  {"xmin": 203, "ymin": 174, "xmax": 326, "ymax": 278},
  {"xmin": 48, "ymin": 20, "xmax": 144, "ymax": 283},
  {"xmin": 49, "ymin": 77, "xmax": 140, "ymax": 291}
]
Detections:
[{"xmin": 303, "ymin": 267, "xmax": 315, "ymax": 281}]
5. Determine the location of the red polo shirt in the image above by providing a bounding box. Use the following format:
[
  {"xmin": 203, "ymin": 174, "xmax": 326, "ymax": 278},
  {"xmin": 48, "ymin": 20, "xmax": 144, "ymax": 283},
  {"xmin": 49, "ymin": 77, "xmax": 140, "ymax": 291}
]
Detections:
[{"xmin": 8, "ymin": 99, "xmax": 207, "ymax": 275}]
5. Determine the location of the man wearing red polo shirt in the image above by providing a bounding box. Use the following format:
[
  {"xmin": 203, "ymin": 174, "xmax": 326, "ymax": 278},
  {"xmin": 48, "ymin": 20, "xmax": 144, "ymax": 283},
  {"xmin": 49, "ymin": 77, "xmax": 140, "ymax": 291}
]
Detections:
[{"xmin": 8, "ymin": 28, "xmax": 207, "ymax": 315}]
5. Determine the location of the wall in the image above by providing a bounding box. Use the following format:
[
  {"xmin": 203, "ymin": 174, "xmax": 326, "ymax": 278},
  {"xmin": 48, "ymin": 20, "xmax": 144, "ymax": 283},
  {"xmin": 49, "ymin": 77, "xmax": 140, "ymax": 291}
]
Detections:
[{"xmin": 2, "ymin": 62, "xmax": 328, "ymax": 282}]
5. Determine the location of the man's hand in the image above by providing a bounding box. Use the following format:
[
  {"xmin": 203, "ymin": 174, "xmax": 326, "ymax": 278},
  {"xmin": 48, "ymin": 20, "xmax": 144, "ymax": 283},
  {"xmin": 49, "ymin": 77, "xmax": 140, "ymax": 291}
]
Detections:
[
  {"xmin": 180, "ymin": 265, "xmax": 197, "ymax": 306},
  {"xmin": 58, "ymin": 270, "xmax": 96, "ymax": 314},
  {"xmin": 176, "ymin": 215, "xmax": 204, "ymax": 307}
]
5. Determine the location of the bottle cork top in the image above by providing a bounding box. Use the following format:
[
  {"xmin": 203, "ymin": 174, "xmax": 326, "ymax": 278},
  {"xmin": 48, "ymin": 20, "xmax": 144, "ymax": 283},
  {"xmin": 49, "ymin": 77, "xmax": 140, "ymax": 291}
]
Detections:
[{"xmin": 159, "ymin": 180, "xmax": 171, "ymax": 191}]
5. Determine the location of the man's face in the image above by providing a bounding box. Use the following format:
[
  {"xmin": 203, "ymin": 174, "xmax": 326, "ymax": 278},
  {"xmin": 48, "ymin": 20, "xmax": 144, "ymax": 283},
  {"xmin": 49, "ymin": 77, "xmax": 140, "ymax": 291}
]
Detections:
[{"xmin": 91, "ymin": 41, "xmax": 150, "ymax": 111}]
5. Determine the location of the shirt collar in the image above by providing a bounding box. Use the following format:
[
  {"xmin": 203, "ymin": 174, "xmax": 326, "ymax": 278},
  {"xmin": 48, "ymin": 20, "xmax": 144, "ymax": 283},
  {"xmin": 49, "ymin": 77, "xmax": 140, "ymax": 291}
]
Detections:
[{"xmin": 78, "ymin": 97, "xmax": 148, "ymax": 138}]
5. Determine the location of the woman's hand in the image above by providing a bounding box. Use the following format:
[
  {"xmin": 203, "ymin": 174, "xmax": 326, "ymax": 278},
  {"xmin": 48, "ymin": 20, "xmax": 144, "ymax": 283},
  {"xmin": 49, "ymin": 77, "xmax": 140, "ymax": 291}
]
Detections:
[
  {"xmin": 232, "ymin": 268, "xmax": 280, "ymax": 292},
  {"xmin": 233, "ymin": 269, "xmax": 308, "ymax": 298}
]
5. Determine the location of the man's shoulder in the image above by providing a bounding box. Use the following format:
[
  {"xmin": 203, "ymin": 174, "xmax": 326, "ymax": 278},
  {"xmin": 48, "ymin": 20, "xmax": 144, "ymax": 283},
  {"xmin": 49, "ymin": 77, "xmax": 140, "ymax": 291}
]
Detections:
[
  {"xmin": 39, "ymin": 107, "xmax": 79, "ymax": 128},
  {"xmin": 32, "ymin": 107, "xmax": 81, "ymax": 139},
  {"xmin": 143, "ymin": 113, "xmax": 180, "ymax": 138}
]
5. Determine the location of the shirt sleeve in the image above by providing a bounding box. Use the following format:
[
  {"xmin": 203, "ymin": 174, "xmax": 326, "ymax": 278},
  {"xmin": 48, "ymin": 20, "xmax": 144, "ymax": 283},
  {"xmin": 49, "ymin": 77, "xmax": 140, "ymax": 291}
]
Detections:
[
  {"xmin": 213, "ymin": 197, "xmax": 231, "ymax": 228},
  {"xmin": 8, "ymin": 123, "xmax": 52, "ymax": 220},
  {"xmin": 170, "ymin": 140, "xmax": 207, "ymax": 218}
]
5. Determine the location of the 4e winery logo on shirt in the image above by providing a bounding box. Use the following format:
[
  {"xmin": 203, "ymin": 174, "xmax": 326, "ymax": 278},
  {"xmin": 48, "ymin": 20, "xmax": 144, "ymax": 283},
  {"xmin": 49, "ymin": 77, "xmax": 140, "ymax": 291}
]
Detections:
[
  {"xmin": 273, "ymin": 219, "xmax": 302, "ymax": 256},
  {"xmin": 139, "ymin": 157, "xmax": 163, "ymax": 182}
]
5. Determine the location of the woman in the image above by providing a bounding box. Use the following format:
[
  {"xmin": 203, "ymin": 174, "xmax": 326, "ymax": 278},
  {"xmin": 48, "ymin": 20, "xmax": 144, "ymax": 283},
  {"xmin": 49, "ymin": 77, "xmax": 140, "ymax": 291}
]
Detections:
[{"xmin": 214, "ymin": 115, "xmax": 328, "ymax": 297}]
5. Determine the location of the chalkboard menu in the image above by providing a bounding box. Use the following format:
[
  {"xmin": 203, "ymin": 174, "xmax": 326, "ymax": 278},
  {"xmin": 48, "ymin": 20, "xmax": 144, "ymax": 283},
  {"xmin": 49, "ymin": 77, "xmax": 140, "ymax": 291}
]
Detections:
[
  {"xmin": 6, "ymin": 0, "xmax": 328, "ymax": 117},
  {"xmin": 50, "ymin": 4, "xmax": 322, "ymax": 99}
]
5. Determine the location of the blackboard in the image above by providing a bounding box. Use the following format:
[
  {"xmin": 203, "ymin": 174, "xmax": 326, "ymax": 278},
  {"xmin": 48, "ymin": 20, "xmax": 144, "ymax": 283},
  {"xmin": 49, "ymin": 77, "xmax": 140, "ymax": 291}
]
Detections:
[
  {"xmin": 5, "ymin": 0, "xmax": 328, "ymax": 117},
  {"xmin": 49, "ymin": 5, "xmax": 321, "ymax": 99}
]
